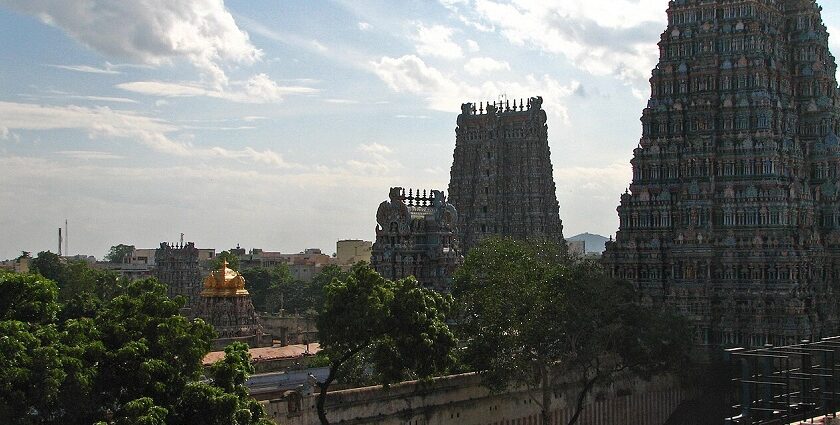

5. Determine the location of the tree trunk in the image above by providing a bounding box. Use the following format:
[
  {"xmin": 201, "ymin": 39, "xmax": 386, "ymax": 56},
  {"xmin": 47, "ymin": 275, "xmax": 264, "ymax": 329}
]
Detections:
[
  {"xmin": 567, "ymin": 374, "xmax": 599, "ymax": 425},
  {"xmin": 541, "ymin": 365, "xmax": 553, "ymax": 424},
  {"xmin": 316, "ymin": 364, "xmax": 338, "ymax": 425}
]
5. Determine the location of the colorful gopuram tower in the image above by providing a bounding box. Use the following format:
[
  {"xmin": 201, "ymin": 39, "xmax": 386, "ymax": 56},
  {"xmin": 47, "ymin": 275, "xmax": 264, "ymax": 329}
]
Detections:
[
  {"xmin": 448, "ymin": 97, "xmax": 565, "ymax": 254},
  {"xmin": 603, "ymin": 0, "xmax": 840, "ymax": 349}
]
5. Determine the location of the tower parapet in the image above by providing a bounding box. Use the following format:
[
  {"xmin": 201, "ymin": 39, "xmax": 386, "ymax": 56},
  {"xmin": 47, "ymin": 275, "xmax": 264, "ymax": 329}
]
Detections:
[{"xmin": 459, "ymin": 96, "xmax": 543, "ymax": 117}]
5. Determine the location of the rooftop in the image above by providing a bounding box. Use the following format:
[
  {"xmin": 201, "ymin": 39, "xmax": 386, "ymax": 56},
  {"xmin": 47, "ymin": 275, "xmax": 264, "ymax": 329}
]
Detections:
[{"xmin": 203, "ymin": 343, "xmax": 321, "ymax": 366}]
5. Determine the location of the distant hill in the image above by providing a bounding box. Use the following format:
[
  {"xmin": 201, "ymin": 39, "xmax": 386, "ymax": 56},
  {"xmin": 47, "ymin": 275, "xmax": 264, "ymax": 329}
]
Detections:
[{"xmin": 566, "ymin": 233, "xmax": 609, "ymax": 253}]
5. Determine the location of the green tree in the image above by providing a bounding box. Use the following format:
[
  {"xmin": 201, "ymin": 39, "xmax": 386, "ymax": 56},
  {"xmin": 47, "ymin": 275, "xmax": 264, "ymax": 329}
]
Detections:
[
  {"xmin": 170, "ymin": 343, "xmax": 272, "ymax": 425},
  {"xmin": 307, "ymin": 265, "xmax": 349, "ymax": 314},
  {"xmin": 0, "ymin": 267, "xmax": 273, "ymax": 425},
  {"xmin": 211, "ymin": 251, "xmax": 240, "ymax": 272},
  {"xmin": 240, "ymin": 265, "xmax": 294, "ymax": 313},
  {"xmin": 0, "ymin": 272, "xmax": 64, "ymax": 423},
  {"xmin": 315, "ymin": 263, "xmax": 456, "ymax": 425},
  {"xmin": 31, "ymin": 251, "xmax": 64, "ymax": 282},
  {"xmin": 105, "ymin": 244, "xmax": 135, "ymax": 263},
  {"xmin": 454, "ymin": 238, "xmax": 692, "ymax": 425}
]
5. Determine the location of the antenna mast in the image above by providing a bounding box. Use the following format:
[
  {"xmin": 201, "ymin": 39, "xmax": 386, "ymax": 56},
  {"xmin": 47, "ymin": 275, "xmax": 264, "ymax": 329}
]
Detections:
[
  {"xmin": 58, "ymin": 228, "xmax": 63, "ymax": 256},
  {"xmin": 65, "ymin": 219, "xmax": 68, "ymax": 256}
]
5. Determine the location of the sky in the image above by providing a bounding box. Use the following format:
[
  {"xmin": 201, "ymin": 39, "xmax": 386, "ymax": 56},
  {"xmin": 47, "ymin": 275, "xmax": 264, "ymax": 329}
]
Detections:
[{"xmin": 2, "ymin": 0, "xmax": 840, "ymax": 260}]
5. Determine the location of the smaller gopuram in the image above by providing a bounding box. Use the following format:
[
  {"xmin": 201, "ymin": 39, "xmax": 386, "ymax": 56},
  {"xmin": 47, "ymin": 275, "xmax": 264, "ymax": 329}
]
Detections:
[
  {"xmin": 155, "ymin": 242, "xmax": 202, "ymax": 310},
  {"xmin": 371, "ymin": 187, "xmax": 462, "ymax": 291},
  {"xmin": 194, "ymin": 260, "xmax": 269, "ymax": 349}
]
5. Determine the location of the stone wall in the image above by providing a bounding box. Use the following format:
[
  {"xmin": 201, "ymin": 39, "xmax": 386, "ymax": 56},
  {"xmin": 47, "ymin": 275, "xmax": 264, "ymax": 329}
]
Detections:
[
  {"xmin": 260, "ymin": 313, "xmax": 317, "ymax": 346},
  {"xmin": 263, "ymin": 372, "xmax": 695, "ymax": 425}
]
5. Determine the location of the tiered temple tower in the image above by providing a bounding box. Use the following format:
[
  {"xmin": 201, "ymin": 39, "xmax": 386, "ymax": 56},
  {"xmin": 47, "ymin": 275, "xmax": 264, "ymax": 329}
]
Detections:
[
  {"xmin": 449, "ymin": 96, "xmax": 565, "ymax": 253},
  {"xmin": 371, "ymin": 187, "xmax": 462, "ymax": 291},
  {"xmin": 603, "ymin": 0, "xmax": 840, "ymax": 349},
  {"xmin": 193, "ymin": 260, "xmax": 266, "ymax": 349},
  {"xmin": 155, "ymin": 242, "xmax": 202, "ymax": 310}
]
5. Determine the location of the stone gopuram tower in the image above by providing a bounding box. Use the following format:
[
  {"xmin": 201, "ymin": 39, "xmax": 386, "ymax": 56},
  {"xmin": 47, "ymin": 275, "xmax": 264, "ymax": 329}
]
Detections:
[
  {"xmin": 448, "ymin": 97, "xmax": 564, "ymax": 253},
  {"xmin": 371, "ymin": 187, "xmax": 462, "ymax": 291},
  {"xmin": 193, "ymin": 260, "xmax": 266, "ymax": 349},
  {"xmin": 155, "ymin": 242, "xmax": 202, "ymax": 310},
  {"xmin": 603, "ymin": 0, "xmax": 840, "ymax": 349}
]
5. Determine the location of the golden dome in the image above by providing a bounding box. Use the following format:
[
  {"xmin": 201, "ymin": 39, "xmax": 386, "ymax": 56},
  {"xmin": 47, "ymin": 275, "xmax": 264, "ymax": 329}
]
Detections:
[{"xmin": 201, "ymin": 259, "xmax": 249, "ymax": 296}]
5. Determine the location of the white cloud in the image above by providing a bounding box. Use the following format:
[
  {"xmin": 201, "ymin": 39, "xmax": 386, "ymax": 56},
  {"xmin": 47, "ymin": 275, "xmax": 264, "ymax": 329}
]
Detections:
[
  {"xmin": 67, "ymin": 95, "xmax": 138, "ymax": 104},
  {"xmin": 358, "ymin": 21, "xmax": 371, "ymax": 31},
  {"xmin": 347, "ymin": 143, "xmax": 402, "ymax": 175},
  {"xmin": 555, "ymin": 161, "xmax": 631, "ymax": 236},
  {"xmin": 117, "ymin": 73, "xmax": 318, "ymax": 103},
  {"xmin": 412, "ymin": 24, "xmax": 463, "ymax": 60},
  {"xmin": 325, "ymin": 98, "xmax": 360, "ymax": 104},
  {"xmin": 2, "ymin": 0, "xmax": 262, "ymax": 86},
  {"xmin": 49, "ymin": 64, "xmax": 120, "ymax": 74},
  {"xmin": 311, "ymin": 40, "xmax": 329, "ymax": 53},
  {"xmin": 56, "ymin": 150, "xmax": 125, "ymax": 160},
  {"xmin": 371, "ymin": 55, "xmax": 461, "ymax": 109},
  {"xmin": 209, "ymin": 147, "xmax": 302, "ymax": 169},
  {"xmin": 466, "ymin": 39, "xmax": 480, "ymax": 52},
  {"xmin": 0, "ymin": 101, "xmax": 300, "ymax": 167},
  {"xmin": 0, "ymin": 126, "xmax": 9, "ymax": 139},
  {"xmin": 447, "ymin": 0, "xmax": 665, "ymax": 90},
  {"xmin": 371, "ymin": 54, "xmax": 578, "ymax": 122},
  {"xmin": 0, "ymin": 100, "xmax": 188, "ymax": 155},
  {"xmin": 359, "ymin": 143, "xmax": 392, "ymax": 155},
  {"xmin": 464, "ymin": 57, "xmax": 510, "ymax": 75}
]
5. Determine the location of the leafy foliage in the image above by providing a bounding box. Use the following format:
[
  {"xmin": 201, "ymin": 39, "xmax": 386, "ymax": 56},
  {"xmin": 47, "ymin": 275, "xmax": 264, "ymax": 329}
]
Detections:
[
  {"xmin": 241, "ymin": 264, "xmax": 348, "ymax": 314},
  {"xmin": 211, "ymin": 251, "xmax": 240, "ymax": 272},
  {"xmin": 105, "ymin": 244, "xmax": 136, "ymax": 263},
  {"xmin": 314, "ymin": 263, "xmax": 456, "ymax": 424},
  {"xmin": 0, "ymin": 266, "xmax": 271, "ymax": 425},
  {"xmin": 454, "ymin": 238, "xmax": 693, "ymax": 425}
]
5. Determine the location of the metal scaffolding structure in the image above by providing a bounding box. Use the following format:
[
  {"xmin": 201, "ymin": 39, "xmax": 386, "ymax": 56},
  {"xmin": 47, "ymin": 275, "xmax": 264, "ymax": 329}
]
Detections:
[{"xmin": 726, "ymin": 337, "xmax": 840, "ymax": 424}]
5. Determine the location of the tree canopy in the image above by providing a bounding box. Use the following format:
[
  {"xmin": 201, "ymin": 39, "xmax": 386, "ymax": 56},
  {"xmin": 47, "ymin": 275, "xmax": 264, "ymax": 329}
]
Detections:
[
  {"xmin": 241, "ymin": 264, "xmax": 348, "ymax": 314},
  {"xmin": 104, "ymin": 244, "xmax": 135, "ymax": 263},
  {"xmin": 211, "ymin": 251, "xmax": 240, "ymax": 272},
  {"xmin": 0, "ymin": 268, "xmax": 272, "ymax": 425},
  {"xmin": 453, "ymin": 238, "xmax": 693, "ymax": 425},
  {"xmin": 314, "ymin": 263, "xmax": 456, "ymax": 424}
]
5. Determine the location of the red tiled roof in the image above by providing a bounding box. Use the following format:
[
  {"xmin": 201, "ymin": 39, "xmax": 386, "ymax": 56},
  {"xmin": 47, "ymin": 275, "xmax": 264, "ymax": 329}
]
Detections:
[{"xmin": 203, "ymin": 343, "xmax": 321, "ymax": 366}]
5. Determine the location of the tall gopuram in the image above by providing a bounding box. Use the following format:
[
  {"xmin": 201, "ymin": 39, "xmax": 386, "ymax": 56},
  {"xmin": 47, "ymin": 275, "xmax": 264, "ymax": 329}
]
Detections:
[
  {"xmin": 371, "ymin": 187, "xmax": 462, "ymax": 291},
  {"xmin": 155, "ymin": 242, "xmax": 202, "ymax": 310},
  {"xmin": 448, "ymin": 96, "xmax": 565, "ymax": 253},
  {"xmin": 193, "ymin": 260, "xmax": 267, "ymax": 349},
  {"xmin": 603, "ymin": 0, "xmax": 840, "ymax": 350}
]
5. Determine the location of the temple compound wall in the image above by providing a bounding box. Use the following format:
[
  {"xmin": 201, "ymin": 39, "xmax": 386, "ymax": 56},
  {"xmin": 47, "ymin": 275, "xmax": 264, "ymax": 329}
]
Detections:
[
  {"xmin": 449, "ymin": 97, "xmax": 565, "ymax": 254},
  {"xmin": 263, "ymin": 372, "xmax": 695, "ymax": 425}
]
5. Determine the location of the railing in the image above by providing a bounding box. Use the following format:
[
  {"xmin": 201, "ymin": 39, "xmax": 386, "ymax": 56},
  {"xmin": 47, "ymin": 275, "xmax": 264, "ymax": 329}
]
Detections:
[{"xmin": 726, "ymin": 337, "xmax": 840, "ymax": 424}]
